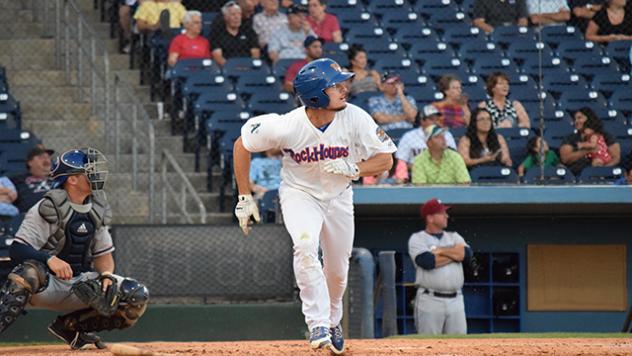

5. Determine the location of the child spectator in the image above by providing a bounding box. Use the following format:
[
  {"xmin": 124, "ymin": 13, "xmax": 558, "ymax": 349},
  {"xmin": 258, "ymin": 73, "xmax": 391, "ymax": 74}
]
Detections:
[
  {"xmin": 250, "ymin": 148, "xmax": 282, "ymax": 200},
  {"xmin": 578, "ymin": 114, "xmax": 612, "ymax": 166},
  {"xmin": 517, "ymin": 136, "xmax": 560, "ymax": 176}
]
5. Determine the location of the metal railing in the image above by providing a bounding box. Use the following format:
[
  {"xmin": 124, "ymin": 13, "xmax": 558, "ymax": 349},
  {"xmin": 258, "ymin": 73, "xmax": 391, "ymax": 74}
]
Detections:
[{"xmin": 161, "ymin": 149, "xmax": 207, "ymax": 224}]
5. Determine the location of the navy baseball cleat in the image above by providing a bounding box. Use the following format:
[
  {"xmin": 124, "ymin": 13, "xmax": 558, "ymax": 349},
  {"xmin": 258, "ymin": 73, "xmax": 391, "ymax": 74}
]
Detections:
[
  {"xmin": 309, "ymin": 326, "xmax": 331, "ymax": 349},
  {"xmin": 329, "ymin": 324, "xmax": 345, "ymax": 354},
  {"xmin": 48, "ymin": 319, "xmax": 106, "ymax": 350}
]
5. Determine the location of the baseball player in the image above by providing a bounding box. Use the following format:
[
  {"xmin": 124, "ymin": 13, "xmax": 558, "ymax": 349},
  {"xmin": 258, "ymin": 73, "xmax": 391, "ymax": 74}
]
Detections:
[
  {"xmin": 408, "ymin": 198, "xmax": 473, "ymax": 335},
  {"xmin": 0, "ymin": 148, "xmax": 149, "ymax": 349},
  {"xmin": 233, "ymin": 58, "xmax": 396, "ymax": 354}
]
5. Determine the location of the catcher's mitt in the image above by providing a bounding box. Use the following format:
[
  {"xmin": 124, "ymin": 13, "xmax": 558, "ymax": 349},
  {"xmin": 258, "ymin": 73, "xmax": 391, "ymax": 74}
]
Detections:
[{"xmin": 71, "ymin": 275, "xmax": 119, "ymax": 316}]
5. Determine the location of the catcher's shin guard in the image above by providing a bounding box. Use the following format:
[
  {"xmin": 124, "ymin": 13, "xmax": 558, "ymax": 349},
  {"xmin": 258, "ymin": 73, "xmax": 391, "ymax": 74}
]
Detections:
[{"xmin": 0, "ymin": 260, "xmax": 48, "ymax": 333}]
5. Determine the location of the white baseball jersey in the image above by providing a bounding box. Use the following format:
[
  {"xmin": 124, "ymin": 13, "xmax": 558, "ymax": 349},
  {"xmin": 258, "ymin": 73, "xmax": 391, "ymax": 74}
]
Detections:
[{"xmin": 240, "ymin": 103, "xmax": 397, "ymax": 200}]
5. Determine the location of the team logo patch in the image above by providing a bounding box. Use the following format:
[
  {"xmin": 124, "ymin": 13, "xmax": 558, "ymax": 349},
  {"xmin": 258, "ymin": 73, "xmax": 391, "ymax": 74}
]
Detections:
[
  {"xmin": 250, "ymin": 123, "xmax": 261, "ymax": 134},
  {"xmin": 330, "ymin": 62, "xmax": 342, "ymax": 72},
  {"xmin": 376, "ymin": 127, "xmax": 391, "ymax": 143}
]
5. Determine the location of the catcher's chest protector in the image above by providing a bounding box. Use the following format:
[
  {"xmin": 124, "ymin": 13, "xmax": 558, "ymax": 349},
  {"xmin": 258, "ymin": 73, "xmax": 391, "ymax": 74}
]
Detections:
[{"xmin": 38, "ymin": 190, "xmax": 111, "ymax": 276}]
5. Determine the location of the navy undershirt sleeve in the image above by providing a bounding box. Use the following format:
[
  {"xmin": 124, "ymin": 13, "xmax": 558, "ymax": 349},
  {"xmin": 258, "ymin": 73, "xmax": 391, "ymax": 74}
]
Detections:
[
  {"xmin": 415, "ymin": 252, "xmax": 436, "ymax": 270},
  {"xmin": 463, "ymin": 246, "xmax": 473, "ymax": 265},
  {"xmin": 9, "ymin": 241, "xmax": 50, "ymax": 265}
]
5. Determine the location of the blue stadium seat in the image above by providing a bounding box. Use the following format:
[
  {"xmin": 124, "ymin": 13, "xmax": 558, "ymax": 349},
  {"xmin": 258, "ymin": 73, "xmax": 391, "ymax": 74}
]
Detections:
[
  {"xmin": 336, "ymin": 8, "xmax": 377, "ymax": 31},
  {"xmin": 604, "ymin": 40, "xmax": 631, "ymax": 73},
  {"xmin": 496, "ymin": 127, "xmax": 533, "ymax": 141},
  {"xmin": 415, "ymin": 0, "xmax": 460, "ymax": 16},
  {"xmin": 603, "ymin": 121, "xmax": 632, "ymax": 141},
  {"xmin": 540, "ymin": 25, "xmax": 582, "ymax": 49},
  {"xmin": 470, "ymin": 166, "xmax": 519, "ymax": 184},
  {"xmin": 223, "ymin": 57, "xmax": 271, "ymax": 80},
  {"xmin": 521, "ymin": 59, "xmax": 571, "ymax": 82},
  {"xmin": 609, "ymin": 91, "xmax": 632, "ymax": 116},
  {"xmin": 461, "ymin": 80, "xmax": 487, "ymax": 103},
  {"xmin": 543, "ymin": 121, "xmax": 575, "ymax": 150},
  {"xmin": 506, "ymin": 40, "xmax": 553, "ymax": 64},
  {"xmin": 259, "ymin": 189, "xmax": 280, "ymax": 223},
  {"xmin": 522, "ymin": 102, "xmax": 569, "ymax": 123},
  {"xmin": 470, "ymin": 57, "xmax": 519, "ymax": 78},
  {"xmin": 248, "ymin": 92, "xmax": 297, "ymax": 116},
  {"xmin": 0, "ymin": 95, "xmax": 21, "ymax": 130},
  {"xmin": 420, "ymin": 52, "xmax": 467, "ymax": 79},
  {"xmin": 204, "ymin": 110, "xmax": 250, "ymax": 189},
  {"xmin": 380, "ymin": 11, "xmax": 425, "ymax": 32},
  {"xmin": 523, "ymin": 166, "xmax": 576, "ymax": 185},
  {"xmin": 345, "ymin": 26, "xmax": 391, "ymax": 47},
  {"xmin": 194, "ymin": 92, "xmax": 246, "ymax": 122},
  {"xmin": 490, "ymin": 26, "xmax": 536, "ymax": 48},
  {"xmin": 272, "ymin": 58, "xmax": 300, "ymax": 80},
  {"xmin": 349, "ymin": 90, "xmax": 380, "ymax": 112},
  {"xmin": 572, "ymin": 56, "xmax": 620, "ymax": 80},
  {"xmin": 542, "ymin": 73, "xmax": 590, "ymax": 100},
  {"xmin": 362, "ymin": 41, "xmax": 407, "ymax": 60},
  {"xmin": 505, "ymin": 137, "xmax": 529, "ymax": 169},
  {"xmin": 366, "ymin": 0, "xmax": 412, "ymax": 14},
  {"xmin": 450, "ymin": 126, "xmax": 467, "ymax": 141},
  {"xmin": 558, "ymin": 90, "xmax": 608, "ymax": 112},
  {"xmin": 442, "ymin": 25, "xmax": 485, "ymax": 47},
  {"xmin": 405, "ymin": 84, "xmax": 442, "ymax": 104},
  {"xmin": 426, "ymin": 10, "xmax": 469, "ymax": 31},
  {"xmin": 386, "ymin": 128, "xmax": 414, "ymax": 146},
  {"xmin": 578, "ymin": 166, "xmax": 624, "ymax": 184},
  {"xmin": 328, "ymin": 0, "xmax": 365, "ymax": 11},
  {"xmin": 181, "ymin": 74, "xmax": 233, "ymax": 103},
  {"xmin": 392, "ymin": 24, "xmax": 440, "ymax": 50},
  {"xmin": 235, "ymin": 73, "xmax": 283, "ymax": 99},
  {"xmin": 372, "ymin": 57, "xmax": 419, "ymax": 74},
  {"xmin": 556, "ymin": 39, "xmax": 602, "ymax": 64},
  {"xmin": 506, "ymin": 73, "xmax": 539, "ymax": 90},
  {"xmin": 201, "ymin": 12, "xmax": 217, "ymax": 38},
  {"xmin": 0, "ymin": 128, "xmax": 31, "ymax": 144},
  {"xmin": 591, "ymin": 73, "xmax": 631, "ymax": 98},
  {"xmin": 399, "ymin": 72, "xmax": 432, "ymax": 87}
]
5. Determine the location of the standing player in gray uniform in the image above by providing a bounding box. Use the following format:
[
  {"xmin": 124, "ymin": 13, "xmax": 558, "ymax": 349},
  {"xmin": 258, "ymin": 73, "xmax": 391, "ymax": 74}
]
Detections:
[
  {"xmin": 408, "ymin": 198, "xmax": 472, "ymax": 335},
  {"xmin": 0, "ymin": 148, "xmax": 149, "ymax": 349}
]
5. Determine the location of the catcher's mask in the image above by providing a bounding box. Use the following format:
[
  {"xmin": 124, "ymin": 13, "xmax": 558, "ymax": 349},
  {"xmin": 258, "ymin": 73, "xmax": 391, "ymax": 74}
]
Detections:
[{"xmin": 51, "ymin": 147, "xmax": 108, "ymax": 190}]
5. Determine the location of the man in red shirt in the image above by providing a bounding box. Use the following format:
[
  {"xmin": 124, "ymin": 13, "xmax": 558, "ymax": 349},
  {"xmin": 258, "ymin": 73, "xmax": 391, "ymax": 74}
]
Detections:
[
  {"xmin": 283, "ymin": 35, "xmax": 323, "ymax": 93},
  {"xmin": 167, "ymin": 10, "xmax": 211, "ymax": 67},
  {"xmin": 306, "ymin": 0, "xmax": 342, "ymax": 43}
]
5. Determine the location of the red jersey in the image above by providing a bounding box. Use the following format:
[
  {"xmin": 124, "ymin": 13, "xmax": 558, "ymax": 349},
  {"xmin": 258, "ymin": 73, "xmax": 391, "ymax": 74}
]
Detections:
[{"xmin": 168, "ymin": 34, "xmax": 211, "ymax": 61}]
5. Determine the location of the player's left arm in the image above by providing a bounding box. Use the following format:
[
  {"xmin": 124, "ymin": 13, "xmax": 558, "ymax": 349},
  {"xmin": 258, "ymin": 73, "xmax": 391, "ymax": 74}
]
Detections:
[
  {"xmin": 93, "ymin": 253, "xmax": 115, "ymax": 275},
  {"xmin": 357, "ymin": 153, "xmax": 393, "ymax": 177}
]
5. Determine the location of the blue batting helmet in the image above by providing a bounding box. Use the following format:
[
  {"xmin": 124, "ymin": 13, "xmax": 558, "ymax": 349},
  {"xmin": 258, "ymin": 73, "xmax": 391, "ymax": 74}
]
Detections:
[
  {"xmin": 293, "ymin": 58, "xmax": 355, "ymax": 108},
  {"xmin": 50, "ymin": 147, "xmax": 108, "ymax": 190}
]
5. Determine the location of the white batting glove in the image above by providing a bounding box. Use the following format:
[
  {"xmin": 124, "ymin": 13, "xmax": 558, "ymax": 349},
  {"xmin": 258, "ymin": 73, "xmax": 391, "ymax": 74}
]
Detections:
[
  {"xmin": 323, "ymin": 159, "xmax": 360, "ymax": 180},
  {"xmin": 235, "ymin": 194, "xmax": 261, "ymax": 236}
]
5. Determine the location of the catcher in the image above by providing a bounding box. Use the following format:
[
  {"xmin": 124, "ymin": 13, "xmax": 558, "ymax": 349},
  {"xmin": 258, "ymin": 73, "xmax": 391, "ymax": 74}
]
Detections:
[{"xmin": 0, "ymin": 148, "xmax": 149, "ymax": 349}]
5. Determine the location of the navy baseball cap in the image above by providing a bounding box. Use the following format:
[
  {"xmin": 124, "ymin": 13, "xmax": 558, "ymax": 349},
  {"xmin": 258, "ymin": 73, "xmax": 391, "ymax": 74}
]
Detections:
[
  {"xmin": 304, "ymin": 35, "xmax": 324, "ymax": 48},
  {"xmin": 287, "ymin": 4, "xmax": 307, "ymax": 15}
]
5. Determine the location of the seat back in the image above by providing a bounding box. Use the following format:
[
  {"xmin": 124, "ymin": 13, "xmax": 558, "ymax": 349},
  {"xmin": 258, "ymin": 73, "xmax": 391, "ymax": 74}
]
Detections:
[{"xmin": 470, "ymin": 166, "xmax": 519, "ymax": 184}]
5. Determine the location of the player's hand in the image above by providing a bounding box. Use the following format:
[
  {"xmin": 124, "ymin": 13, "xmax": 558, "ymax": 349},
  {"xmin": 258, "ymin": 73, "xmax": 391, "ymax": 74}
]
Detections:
[
  {"xmin": 47, "ymin": 256, "xmax": 73, "ymax": 280},
  {"xmin": 323, "ymin": 159, "xmax": 360, "ymax": 180},
  {"xmin": 235, "ymin": 194, "xmax": 261, "ymax": 236},
  {"xmin": 100, "ymin": 272, "xmax": 113, "ymax": 292}
]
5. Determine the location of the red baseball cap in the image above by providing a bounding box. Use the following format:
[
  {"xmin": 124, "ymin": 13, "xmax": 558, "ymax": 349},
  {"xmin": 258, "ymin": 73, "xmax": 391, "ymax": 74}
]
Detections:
[{"xmin": 420, "ymin": 198, "xmax": 450, "ymax": 218}]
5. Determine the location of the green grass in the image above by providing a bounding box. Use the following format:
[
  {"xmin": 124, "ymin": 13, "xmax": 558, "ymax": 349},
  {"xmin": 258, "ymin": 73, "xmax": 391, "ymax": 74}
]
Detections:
[
  {"xmin": 0, "ymin": 341, "xmax": 62, "ymax": 347},
  {"xmin": 395, "ymin": 332, "xmax": 632, "ymax": 339}
]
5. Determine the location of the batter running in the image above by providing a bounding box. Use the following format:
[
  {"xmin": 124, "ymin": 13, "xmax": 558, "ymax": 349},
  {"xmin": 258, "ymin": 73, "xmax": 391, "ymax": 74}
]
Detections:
[{"xmin": 233, "ymin": 58, "xmax": 396, "ymax": 354}]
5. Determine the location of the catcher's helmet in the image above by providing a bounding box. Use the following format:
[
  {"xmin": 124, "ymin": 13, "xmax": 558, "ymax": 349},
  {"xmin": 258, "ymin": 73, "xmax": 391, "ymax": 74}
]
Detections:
[
  {"xmin": 50, "ymin": 147, "xmax": 108, "ymax": 190},
  {"xmin": 293, "ymin": 58, "xmax": 355, "ymax": 109}
]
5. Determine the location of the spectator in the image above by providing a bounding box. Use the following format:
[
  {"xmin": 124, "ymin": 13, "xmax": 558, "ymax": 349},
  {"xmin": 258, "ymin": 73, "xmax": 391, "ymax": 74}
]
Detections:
[
  {"xmin": 253, "ymin": 0, "xmax": 288, "ymax": 50},
  {"xmin": 527, "ymin": 0, "xmax": 571, "ymax": 26},
  {"xmin": 559, "ymin": 107, "xmax": 621, "ymax": 176},
  {"xmin": 458, "ymin": 108, "xmax": 512, "ymax": 169},
  {"xmin": 585, "ymin": 0, "xmax": 632, "ymax": 42},
  {"xmin": 517, "ymin": 136, "xmax": 560, "ymax": 176},
  {"xmin": 10, "ymin": 146, "xmax": 55, "ymax": 213},
  {"xmin": 397, "ymin": 105, "xmax": 458, "ymax": 169},
  {"xmin": 306, "ymin": 0, "xmax": 342, "ymax": 43},
  {"xmin": 473, "ymin": 0, "xmax": 529, "ymax": 33},
  {"xmin": 408, "ymin": 198, "xmax": 472, "ymax": 335},
  {"xmin": 568, "ymin": 0, "xmax": 605, "ymax": 31},
  {"xmin": 119, "ymin": 0, "xmax": 140, "ymax": 53},
  {"xmin": 0, "ymin": 170, "xmax": 18, "ymax": 219},
  {"xmin": 432, "ymin": 74, "xmax": 471, "ymax": 129},
  {"xmin": 478, "ymin": 72, "xmax": 530, "ymax": 128},
  {"xmin": 363, "ymin": 153, "xmax": 409, "ymax": 185},
  {"xmin": 167, "ymin": 10, "xmax": 211, "ymax": 67},
  {"xmin": 368, "ymin": 72, "xmax": 418, "ymax": 131},
  {"xmin": 346, "ymin": 45, "xmax": 381, "ymax": 96},
  {"xmin": 283, "ymin": 35, "xmax": 323, "ymax": 92},
  {"xmin": 614, "ymin": 153, "xmax": 632, "ymax": 184},
  {"xmin": 209, "ymin": 1, "xmax": 261, "ymax": 67},
  {"xmin": 134, "ymin": 0, "xmax": 187, "ymax": 33},
  {"xmin": 267, "ymin": 5, "xmax": 313, "ymax": 63},
  {"xmin": 578, "ymin": 112, "xmax": 613, "ymax": 166},
  {"xmin": 250, "ymin": 148, "xmax": 282, "ymax": 200},
  {"xmin": 412, "ymin": 125, "xmax": 471, "ymax": 185}
]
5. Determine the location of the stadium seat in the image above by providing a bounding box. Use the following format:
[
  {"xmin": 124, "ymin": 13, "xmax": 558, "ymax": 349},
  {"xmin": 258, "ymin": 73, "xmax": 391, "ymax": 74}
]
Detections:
[
  {"xmin": 489, "ymin": 26, "xmax": 536, "ymax": 49},
  {"xmin": 336, "ymin": 9, "xmax": 377, "ymax": 32},
  {"xmin": 542, "ymin": 73, "xmax": 590, "ymax": 100},
  {"xmin": 540, "ymin": 25, "xmax": 582, "ymax": 49},
  {"xmin": 520, "ymin": 56, "xmax": 570, "ymax": 80},
  {"xmin": 609, "ymin": 91, "xmax": 632, "ymax": 116},
  {"xmin": 461, "ymin": 80, "xmax": 487, "ymax": 103},
  {"xmin": 523, "ymin": 166, "xmax": 576, "ymax": 185},
  {"xmin": 556, "ymin": 39, "xmax": 602, "ymax": 63},
  {"xmin": 506, "ymin": 137, "xmax": 529, "ymax": 169},
  {"xmin": 506, "ymin": 40, "xmax": 553, "ymax": 64},
  {"xmin": 372, "ymin": 57, "xmax": 419, "ymax": 74},
  {"xmin": 420, "ymin": 53, "xmax": 469, "ymax": 80},
  {"xmin": 223, "ymin": 57, "xmax": 271, "ymax": 80},
  {"xmin": 450, "ymin": 127, "xmax": 467, "ymax": 141},
  {"xmin": 471, "ymin": 57, "xmax": 519, "ymax": 78},
  {"xmin": 405, "ymin": 84, "xmax": 443, "ymax": 104},
  {"xmin": 469, "ymin": 166, "xmax": 519, "ymax": 184},
  {"xmin": 591, "ymin": 73, "xmax": 631, "ymax": 98},
  {"xmin": 204, "ymin": 111, "xmax": 250, "ymax": 190},
  {"xmin": 522, "ymin": 102, "xmax": 568, "ymax": 123},
  {"xmin": 380, "ymin": 11, "xmax": 425, "ymax": 32},
  {"xmin": 181, "ymin": 74, "xmax": 233, "ymax": 104},
  {"xmin": 578, "ymin": 166, "xmax": 624, "ymax": 184},
  {"xmin": 392, "ymin": 24, "xmax": 440, "ymax": 50},
  {"xmin": 349, "ymin": 90, "xmax": 380, "ymax": 112},
  {"xmin": 328, "ymin": 0, "xmax": 365, "ymax": 11},
  {"xmin": 543, "ymin": 121, "xmax": 575, "ymax": 150},
  {"xmin": 235, "ymin": 73, "xmax": 283, "ymax": 100},
  {"xmin": 259, "ymin": 189, "xmax": 280, "ymax": 223},
  {"xmin": 422, "ymin": 8, "xmax": 467, "ymax": 31},
  {"xmin": 442, "ymin": 25, "xmax": 485, "ymax": 47},
  {"xmin": 366, "ymin": 0, "xmax": 412, "ymax": 14},
  {"xmin": 572, "ymin": 56, "xmax": 620, "ymax": 81},
  {"xmin": 248, "ymin": 92, "xmax": 296, "ymax": 116},
  {"xmin": 386, "ymin": 128, "xmax": 413, "ymax": 146},
  {"xmin": 345, "ymin": 26, "xmax": 391, "ymax": 47},
  {"xmin": 415, "ymin": 0, "xmax": 460, "ymax": 17},
  {"xmin": 603, "ymin": 121, "xmax": 632, "ymax": 141},
  {"xmin": 201, "ymin": 12, "xmax": 217, "ymax": 37},
  {"xmin": 272, "ymin": 58, "xmax": 300, "ymax": 80},
  {"xmin": 362, "ymin": 41, "xmax": 407, "ymax": 60},
  {"xmin": 399, "ymin": 72, "xmax": 432, "ymax": 87},
  {"xmin": 604, "ymin": 40, "xmax": 631, "ymax": 73},
  {"xmin": 558, "ymin": 90, "xmax": 608, "ymax": 112},
  {"xmin": 496, "ymin": 127, "xmax": 533, "ymax": 141}
]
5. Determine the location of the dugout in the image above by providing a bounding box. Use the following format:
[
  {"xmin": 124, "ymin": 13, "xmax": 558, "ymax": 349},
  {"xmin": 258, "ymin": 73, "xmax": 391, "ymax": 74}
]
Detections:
[{"xmin": 354, "ymin": 185, "xmax": 632, "ymax": 333}]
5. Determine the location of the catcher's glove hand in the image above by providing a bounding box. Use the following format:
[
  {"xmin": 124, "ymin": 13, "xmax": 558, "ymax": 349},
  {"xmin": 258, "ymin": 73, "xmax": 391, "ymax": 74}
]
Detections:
[
  {"xmin": 235, "ymin": 194, "xmax": 261, "ymax": 236},
  {"xmin": 71, "ymin": 275, "xmax": 119, "ymax": 316}
]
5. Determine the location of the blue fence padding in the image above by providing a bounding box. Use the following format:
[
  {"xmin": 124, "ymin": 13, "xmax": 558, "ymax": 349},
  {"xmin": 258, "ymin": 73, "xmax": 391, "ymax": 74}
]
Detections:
[
  {"xmin": 348, "ymin": 247, "xmax": 375, "ymax": 339},
  {"xmin": 378, "ymin": 251, "xmax": 398, "ymax": 337}
]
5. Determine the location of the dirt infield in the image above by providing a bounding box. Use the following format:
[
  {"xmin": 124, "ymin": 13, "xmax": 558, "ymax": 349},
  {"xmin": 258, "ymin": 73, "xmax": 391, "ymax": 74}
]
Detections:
[{"xmin": 2, "ymin": 338, "xmax": 632, "ymax": 356}]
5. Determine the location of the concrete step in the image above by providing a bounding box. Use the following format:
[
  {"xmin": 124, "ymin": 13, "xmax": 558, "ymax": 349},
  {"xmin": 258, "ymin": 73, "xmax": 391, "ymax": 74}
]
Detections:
[
  {"xmin": 108, "ymin": 172, "xmax": 212, "ymax": 193},
  {"xmin": 105, "ymin": 190, "xmax": 149, "ymax": 217},
  {"xmin": 113, "ymin": 152, "xmax": 212, "ymax": 173},
  {"xmin": 8, "ymin": 70, "xmax": 68, "ymax": 87},
  {"xmin": 21, "ymin": 102, "xmax": 93, "ymax": 121},
  {"xmin": 0, "ymin": 23, "xmax": 45, "ymax": 39},
  {"xmin": 22, "ymin": 117, "xmax": 101, "ymax": 135},
  {"xmin": 11, "ymin": 86, "xmax": 78, "ymax": 104}
]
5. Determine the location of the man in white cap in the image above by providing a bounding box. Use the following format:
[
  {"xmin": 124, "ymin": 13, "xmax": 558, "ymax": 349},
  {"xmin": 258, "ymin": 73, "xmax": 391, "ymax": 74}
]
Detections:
[{"xmin": 411, "ymin": 124, "xmax": 470, "ymax": 185}]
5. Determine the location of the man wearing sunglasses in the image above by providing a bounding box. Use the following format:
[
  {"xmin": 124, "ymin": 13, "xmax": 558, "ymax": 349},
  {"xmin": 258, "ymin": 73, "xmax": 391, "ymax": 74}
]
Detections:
[
  {"xmin": 0, "ymin": 148, "xmax": 149, "ymax": 350},
  {"xmin": 233, "ymin": 58, "xmax": 396, "ymax": 354}
]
